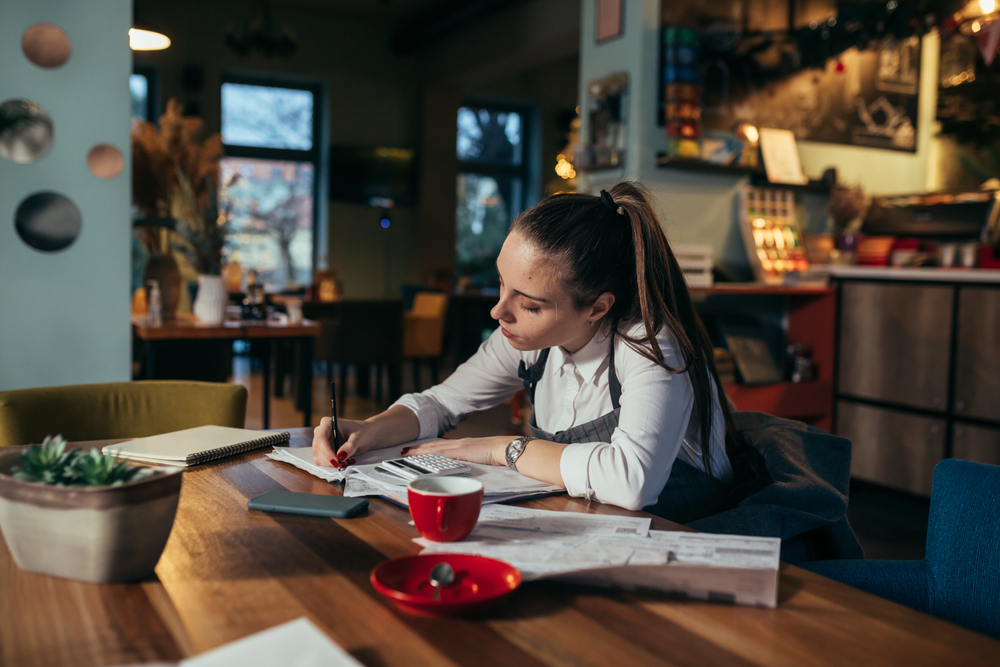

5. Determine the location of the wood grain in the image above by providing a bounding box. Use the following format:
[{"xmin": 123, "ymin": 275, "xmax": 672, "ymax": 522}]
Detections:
[{"xmin": 1, "ymin": 428, "xmax": 997, "ymax": 666}]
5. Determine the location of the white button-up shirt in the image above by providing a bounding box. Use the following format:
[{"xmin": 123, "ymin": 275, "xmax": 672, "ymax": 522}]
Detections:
[{"xmin": 392, "ymin": 323, "xmax": 733, "ymax": 511}]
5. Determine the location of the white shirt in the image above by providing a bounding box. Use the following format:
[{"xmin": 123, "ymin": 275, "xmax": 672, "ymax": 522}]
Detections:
[{"xmin": 391, "ymin": 323, "xmax": 733, "ymax": 511}]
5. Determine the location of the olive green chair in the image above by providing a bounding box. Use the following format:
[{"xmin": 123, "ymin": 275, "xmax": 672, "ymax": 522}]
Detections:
[{"xmin": 0, "ymin": 381, "xmax": 248, "ymax": 448}]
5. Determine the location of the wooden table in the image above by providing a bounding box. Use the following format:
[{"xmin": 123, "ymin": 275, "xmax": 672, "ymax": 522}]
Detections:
[
  {"xmin": 132, "ymin": 315, "xmax": 321, "ymax": 428},
  {"xmin": 3, "ymin": 429, "xmax": 997, "ymax": 667}
]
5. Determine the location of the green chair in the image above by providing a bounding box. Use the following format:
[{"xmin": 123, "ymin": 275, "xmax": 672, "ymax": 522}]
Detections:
[{"xmin": 0, "ymin": 381, "xmax": 248, "ymax": 447}]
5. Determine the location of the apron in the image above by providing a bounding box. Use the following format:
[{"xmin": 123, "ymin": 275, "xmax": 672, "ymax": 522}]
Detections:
[{"xmin": 517, "ymin": 341, "xmax": 733, "ymax": 524}]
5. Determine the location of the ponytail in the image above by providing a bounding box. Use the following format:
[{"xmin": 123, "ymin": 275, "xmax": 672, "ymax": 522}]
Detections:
[{"xmin": 512, "ymin": 182, "xmax": 752, "ymax": 481}]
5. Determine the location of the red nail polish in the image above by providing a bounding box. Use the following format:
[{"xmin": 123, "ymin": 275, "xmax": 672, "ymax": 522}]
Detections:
[
  {"xmin": 337, "ymin": 451, "xmax": 347, "ymax": 461},
  {"xmin": 401, "ymin": 448, "xmax": 410, "ymax": 454},
  {"xmin": 330, "ymin": 459, "xmax": 337, "ymax": 466}
]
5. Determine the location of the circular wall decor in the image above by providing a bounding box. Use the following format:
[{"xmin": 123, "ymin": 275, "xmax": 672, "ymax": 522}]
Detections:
[
  {"xmin": 87, "ymin": 143, "xmax": 124, "ymax": 179},
  {"xmin": 14, "ymin": 192, "xmax": 82, "ymax": 252},
  {"xmin": 21, "ymin": 24, "xmax": 72, "ymax": 69},
  {"xmin": 0, "ymin": 99, "xmax": 55, "ymax": 164}
]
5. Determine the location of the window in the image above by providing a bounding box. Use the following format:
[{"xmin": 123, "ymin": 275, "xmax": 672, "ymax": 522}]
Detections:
[
  {"xmin": 219, "ymin": 75, "xmax": 323, "ymax": 287},
  {"xmin": 130, "ymin": 65, "xmax": 158, "ymax": 122},
  {"xmin": 456, "ymin": 103, "xmax": 535, "ymax": 288}
]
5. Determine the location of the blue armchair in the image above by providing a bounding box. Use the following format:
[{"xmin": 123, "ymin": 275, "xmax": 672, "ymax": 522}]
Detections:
[{"xmin": 802, "ymin": 458, "xmax": 1000, "ymax": 639}]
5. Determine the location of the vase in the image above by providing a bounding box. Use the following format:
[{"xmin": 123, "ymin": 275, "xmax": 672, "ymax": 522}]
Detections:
[
  {"xmin": 193, "ymin": 274, "xmax": 228, "ymax": 325},
  {"xmin": 143, "ymin": 254, "xmax": 181, "ymax": 320}
]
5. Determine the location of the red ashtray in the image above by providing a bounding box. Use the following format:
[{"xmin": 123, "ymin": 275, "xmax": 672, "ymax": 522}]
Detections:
[{"xmin": 370, "ymin": 554, "xmax": 521, "ymax": 617}]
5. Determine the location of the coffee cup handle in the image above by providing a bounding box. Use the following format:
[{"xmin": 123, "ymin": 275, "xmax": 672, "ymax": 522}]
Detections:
[{"xmin": 436, "ymin": 498, "xmax": 449, "ymax": 532}]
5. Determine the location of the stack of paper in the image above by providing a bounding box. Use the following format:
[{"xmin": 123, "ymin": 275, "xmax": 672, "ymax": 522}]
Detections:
[
  {"xmin": 266, "ymin": 443, "xmax": 563, "ymax": 506},
  {"xmin": 416, "ymin": 505, "xmax": 781, "ymax": 608}
]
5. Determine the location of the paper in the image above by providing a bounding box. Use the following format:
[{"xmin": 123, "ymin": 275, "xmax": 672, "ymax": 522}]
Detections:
[
  {"xmin": 269, "ymin": 441, "xmax": 564, "ymax": 507},
  {"xmin": 415, "ymin": 506, "xmax": 781, "ymax": 608},
  {"xmin": 117, "ymin": 617, "xmax": 362, "ymax": 667},
  {"xmin": 759, "ymin": 127, "xmax": 808, "ymax": 185}
]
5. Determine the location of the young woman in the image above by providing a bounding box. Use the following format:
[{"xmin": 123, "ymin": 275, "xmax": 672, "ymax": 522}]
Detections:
[{"xmin": 312, "ymin": 182, "xmax": 762, "ymax": 522}]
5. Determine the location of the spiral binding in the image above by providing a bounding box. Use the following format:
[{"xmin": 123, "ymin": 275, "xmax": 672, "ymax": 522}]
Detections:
[{"xmin": 186, "ymin": 431, "xmax": 291, "ymax": 465}]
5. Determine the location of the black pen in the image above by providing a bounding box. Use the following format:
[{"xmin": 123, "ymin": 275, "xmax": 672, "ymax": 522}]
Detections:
[{"xmin": 330, "ymin": 382, "xmax": 341, "ymax": 456}]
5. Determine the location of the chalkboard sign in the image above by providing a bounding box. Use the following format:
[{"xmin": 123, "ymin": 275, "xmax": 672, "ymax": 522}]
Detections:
[{"xmin": 701, "ymin": 36, "xmax": 921, "ymax": 153}]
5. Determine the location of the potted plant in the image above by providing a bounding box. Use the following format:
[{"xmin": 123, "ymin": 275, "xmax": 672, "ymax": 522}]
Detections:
[
  {"xmin": 0, "ymin": 436, "xmax": 182, "ymax": 583},
  {"xmin": 132, "ymin": 100, "xmax": 234, "ymax": 324}
]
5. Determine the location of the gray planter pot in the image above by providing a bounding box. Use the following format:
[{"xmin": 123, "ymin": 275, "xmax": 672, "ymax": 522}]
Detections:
[{"xmin": 0, "ymin": 447, "xmax": 182, "ymax": 583}]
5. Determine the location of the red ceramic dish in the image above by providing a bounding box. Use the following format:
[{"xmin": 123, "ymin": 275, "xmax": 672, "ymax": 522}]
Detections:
[{"xmin": 371, "ymin": 554, "xmax": 521, "ymax": 617}]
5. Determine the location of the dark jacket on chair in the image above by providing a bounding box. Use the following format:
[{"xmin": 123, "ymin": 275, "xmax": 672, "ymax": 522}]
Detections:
[{"xmin": 688, "ymin": 411, "xmax": 864, "ymax": 561}]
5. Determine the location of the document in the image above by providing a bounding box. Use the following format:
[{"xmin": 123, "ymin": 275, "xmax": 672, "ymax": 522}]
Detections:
[
  {"xmin": 416, "ymin": 506, "xmax": 781, "ymax": 608},
  {"xmin": 117, "ymin": 617, "xmax": 362, "ymax": 667},
  {"xmin": 267, "ymin": 442, "xmax": 564, "ymax": 506}
]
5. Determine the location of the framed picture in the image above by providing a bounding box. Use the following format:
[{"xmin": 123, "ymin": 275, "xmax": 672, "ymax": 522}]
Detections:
[{"xmin": 596, "ymin": 0, "xmax": 624, "ymax": 44}]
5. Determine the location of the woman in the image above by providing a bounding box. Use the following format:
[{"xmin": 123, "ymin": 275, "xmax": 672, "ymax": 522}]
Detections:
[{"xmin": 313, "ymin": 182, "xmax": 761, "ymax": 521}]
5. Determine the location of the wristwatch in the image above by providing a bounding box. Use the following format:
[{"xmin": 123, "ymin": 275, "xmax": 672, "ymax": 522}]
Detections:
[{"xmin": 505, "ymin": 436, "xmax": 536, "ymax": 471}]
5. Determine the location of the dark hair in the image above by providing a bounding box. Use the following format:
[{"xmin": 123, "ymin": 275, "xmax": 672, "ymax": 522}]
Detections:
[{"xmin": 511, "ymin": 182, "xmax": 749, "ymax": 479}]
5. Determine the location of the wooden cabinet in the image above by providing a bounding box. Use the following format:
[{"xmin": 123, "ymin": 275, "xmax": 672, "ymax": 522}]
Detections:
[
  {"xmin": 954, "ymin": 287, "xmax": 1000, "ymax": 422},
  {"xmin": 836, "ymin": 279, "xmax": 1000, "ymax": 496},
  {"xmin": 838, "ymin": 401, "xmax": 945, "ymax": 496},
  {"xmin": 838, "ymin": 282, "xmax": 952, "ymax": 411},
  {"xmin": 952, "ymin": 423, "xmax": 1000, "ymax": 466}
]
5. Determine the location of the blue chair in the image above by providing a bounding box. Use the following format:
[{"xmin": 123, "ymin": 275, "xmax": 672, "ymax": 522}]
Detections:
[{"xmin": 802, "ymin": 459, "xmax": 1000, "ymax": 639}]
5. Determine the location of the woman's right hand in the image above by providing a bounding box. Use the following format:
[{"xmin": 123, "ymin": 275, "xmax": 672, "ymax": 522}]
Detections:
[{"xmin": 312, "ymin": 417, "xmax": 370, "ymax": 467}]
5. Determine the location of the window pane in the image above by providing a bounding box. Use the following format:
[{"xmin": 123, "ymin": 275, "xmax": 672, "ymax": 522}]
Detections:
[
  {"xmin": 219, "ymin": 157, "xmax": 314, "ymax": 286},
  {"xmin": 221, "ymin": 83, "xmax": 313, "ymax": 150},
  {"xmin": 130, "ymin": 74, "xmax": 148, "ymax": 121},
  {"xmin": 457, "ymin": 107, "xmax": 522, "ymax": 165},
  {"xmin": 455, "ymin": 173, "xmax": 522, "ymax": 287}
]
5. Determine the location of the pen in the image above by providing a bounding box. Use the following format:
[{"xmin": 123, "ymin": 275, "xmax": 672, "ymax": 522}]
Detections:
[{"xmin": 330, "ymin": 382, "xmax": 341, "ymax": 455}]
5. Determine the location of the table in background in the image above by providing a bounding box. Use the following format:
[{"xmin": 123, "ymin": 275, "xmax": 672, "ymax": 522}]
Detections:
[
  {"xmin": 2, "ymin": 428, "xmax": 997, "ymax": 667},
  {"xmin": 132, "ymin": 315, "xmax": 320, "ymax": 428}
]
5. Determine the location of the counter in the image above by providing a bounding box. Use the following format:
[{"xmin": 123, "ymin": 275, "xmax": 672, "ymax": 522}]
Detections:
[{"xmin": 825, "ymin": 266, "xmax": 1000, "ymax": 283}]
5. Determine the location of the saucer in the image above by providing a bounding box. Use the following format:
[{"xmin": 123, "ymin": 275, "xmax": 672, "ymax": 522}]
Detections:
[{"xmin": 370, "ymin": 554, "xmax": 521, "ymax": 617}]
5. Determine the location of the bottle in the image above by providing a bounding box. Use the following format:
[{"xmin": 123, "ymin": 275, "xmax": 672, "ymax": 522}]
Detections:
[{"xmin": 147, "ymin": 280, "xmax": 163, "ymax": 327}]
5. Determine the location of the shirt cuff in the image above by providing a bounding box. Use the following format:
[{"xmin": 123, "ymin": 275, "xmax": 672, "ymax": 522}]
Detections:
[
  {"xmin": 389, "ymin": 394, "xmax": 444, "ymax": 440},
  {"xmin": 559, "ymin": 442, "xmax": 601, "ymax": 500}
]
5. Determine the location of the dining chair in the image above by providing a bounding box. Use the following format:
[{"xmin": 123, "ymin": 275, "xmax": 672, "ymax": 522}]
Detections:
[
  {"xmin": 308, "ymin": 299, "xmax": 404, "ymax": 411},
  {"xmin": 0, "ymin": 381, "xmax": 247, "ymax": 447},
  {"xmin": 403, "ymin": 292, "xmax": 449, "ymax": 390},
  {"xmin": 801, "ymin": 458, "xmax": 1000, "ymax": 639}
]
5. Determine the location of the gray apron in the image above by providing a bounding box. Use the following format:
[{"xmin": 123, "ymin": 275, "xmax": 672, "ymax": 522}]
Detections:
[{"xmin": 517, "ymin": 342, "xmax": 733, "ymax": 524}]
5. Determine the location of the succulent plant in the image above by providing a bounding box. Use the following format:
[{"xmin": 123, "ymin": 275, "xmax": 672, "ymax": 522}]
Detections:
[{"xmin": 10, "ymin": 435, "xmax": 149, "ymax": 487}]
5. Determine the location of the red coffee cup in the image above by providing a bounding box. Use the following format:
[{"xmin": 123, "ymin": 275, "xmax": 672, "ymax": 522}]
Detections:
[{"xmin": 407, "ymin": 477, "xmax": 483, "ymax": 542}]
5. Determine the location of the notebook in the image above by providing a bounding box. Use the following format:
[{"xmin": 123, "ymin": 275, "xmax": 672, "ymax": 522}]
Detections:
[{"xmin": 103, "ymin": 425, "xmax": 290, "ymax": 466}]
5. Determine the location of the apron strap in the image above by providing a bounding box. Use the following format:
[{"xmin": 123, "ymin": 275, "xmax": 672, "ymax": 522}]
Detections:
[{"xmin": 517, "ymin": 348, "xmax": 550, "ymax": 405}]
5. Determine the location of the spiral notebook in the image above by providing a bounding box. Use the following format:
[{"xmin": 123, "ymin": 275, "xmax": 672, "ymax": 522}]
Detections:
[{"xmin": 103, "ymin": 425, "xmax": 290, "ymax": 467}]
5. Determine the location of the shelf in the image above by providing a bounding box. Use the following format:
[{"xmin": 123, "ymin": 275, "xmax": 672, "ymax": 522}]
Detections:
[
  {"xmin": 655, "ymin": 155, "xmax": 831, "ymax": 193},
  {"xmin": 689, "ymin": 284, "xmax": 833, "ymax": 296},
  {"xmin": 725, "ymin": 380, "xmax": 833, "ymax": 424}
]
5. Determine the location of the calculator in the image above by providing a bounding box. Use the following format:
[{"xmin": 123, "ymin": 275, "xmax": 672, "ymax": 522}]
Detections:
[{"xmin": 377, "ymin": 453, "xmax": 471, "ymax": 481}]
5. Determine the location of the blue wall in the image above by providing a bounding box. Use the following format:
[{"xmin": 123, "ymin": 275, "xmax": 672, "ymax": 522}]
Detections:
[{"xmin": 0, "ymin": 1, "xmax": 131, "ymax": 390}]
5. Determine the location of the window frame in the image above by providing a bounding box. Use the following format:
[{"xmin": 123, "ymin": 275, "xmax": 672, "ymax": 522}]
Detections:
[
  {"xmin": 131, "ymin": 64, "xmax": 159, "ymax": 123},
  {"xmin": 219, "ymin": 71, "xmax": 327, "ymax": 284},
  {"xmin": 455, "ymin": 97, "xmax": 541, "ymax": 287}
]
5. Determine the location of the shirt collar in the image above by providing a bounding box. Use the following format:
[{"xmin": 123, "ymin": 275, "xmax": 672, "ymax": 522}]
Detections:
[{"xmin": 551, "ymin": 327, "xmax": 611, "ymax": 383}]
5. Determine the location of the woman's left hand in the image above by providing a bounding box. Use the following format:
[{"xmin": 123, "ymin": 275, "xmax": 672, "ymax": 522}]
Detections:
[{"xmin": 402, "ymin": 436, "xmax": 511, "ymax": 467}]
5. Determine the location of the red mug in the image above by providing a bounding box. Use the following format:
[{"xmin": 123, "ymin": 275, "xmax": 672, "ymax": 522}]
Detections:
[{"xmin": 407, "ymin": 477, "xmax": 483, "ymax": 542}]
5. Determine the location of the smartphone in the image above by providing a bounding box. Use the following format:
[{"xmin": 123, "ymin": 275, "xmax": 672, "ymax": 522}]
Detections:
[{"xmin": 247, "ymin": 490, "xmax": 368, "ymax": 518}]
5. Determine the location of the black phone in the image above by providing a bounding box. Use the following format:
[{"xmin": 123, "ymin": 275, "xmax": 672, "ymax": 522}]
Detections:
[{"xmin": 247, "ymin": 490, "xmax": 368, "ymax": 518}]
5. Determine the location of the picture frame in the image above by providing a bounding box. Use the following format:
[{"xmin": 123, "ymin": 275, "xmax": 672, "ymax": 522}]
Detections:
[{"xmin": 596, "ymin": 0, "xmax": 624, "ymax": 44}]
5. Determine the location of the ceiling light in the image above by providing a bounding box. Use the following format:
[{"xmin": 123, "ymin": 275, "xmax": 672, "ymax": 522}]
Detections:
[{"xmin": 129, "ymin": 28, "xmax": 170, "ymax": 51}]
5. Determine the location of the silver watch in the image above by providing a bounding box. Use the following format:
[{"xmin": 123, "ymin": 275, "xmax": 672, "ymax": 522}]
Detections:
[{"xmin": 505, "ymin": 436, "xmax": 536, "ymax": 470}]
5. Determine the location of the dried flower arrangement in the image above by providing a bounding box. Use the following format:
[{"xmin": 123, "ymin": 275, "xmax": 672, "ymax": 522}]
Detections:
[
  {"xmin": 131, "ymin": 99, "xmax": 231, "ymax": 275},
  {"xmin": 826, "ymin": 183, "xmax": 870, "ymax": 233}
]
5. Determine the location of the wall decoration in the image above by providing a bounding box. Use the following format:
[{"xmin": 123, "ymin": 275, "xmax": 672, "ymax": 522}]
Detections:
[
  {"xmin": 14, "ymin": 192, "xmax": 82, "ymax": 252},
  {"xmin": 0, "ymin": 99, "xmax": 55, "ymax": 164},
  {"xmin": 87, "ymin": 144, "xmax": 124, "ymax": 179},
  {"xmin": 577, "ymin": 72, "xmax": 629, "ymax": 170},
  {"xmin": 596, "ymin": 0, "xmax": 624, "ymax": 44},
  {"xmin": 21, "ymin": 23, "xmax": 71, "ymax": 69}
]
